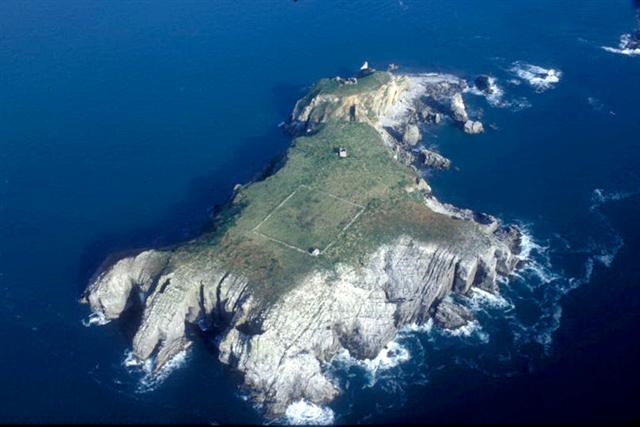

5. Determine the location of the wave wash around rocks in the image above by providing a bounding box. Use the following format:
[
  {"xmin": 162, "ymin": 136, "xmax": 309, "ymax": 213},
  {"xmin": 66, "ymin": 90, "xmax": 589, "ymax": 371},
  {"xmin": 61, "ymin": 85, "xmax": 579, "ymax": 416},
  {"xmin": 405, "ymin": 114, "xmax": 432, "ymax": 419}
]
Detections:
[{"xmin": 81, "ymin": 66, "xmax": 523, "ymax": 417}]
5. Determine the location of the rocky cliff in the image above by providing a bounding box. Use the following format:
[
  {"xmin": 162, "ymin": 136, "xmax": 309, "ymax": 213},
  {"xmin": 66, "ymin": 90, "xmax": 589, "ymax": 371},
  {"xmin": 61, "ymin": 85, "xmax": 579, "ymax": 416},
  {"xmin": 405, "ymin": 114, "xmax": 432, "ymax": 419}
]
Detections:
[{"xmin": 82, "ymin": 67, "xmax": 521, "ymax": 417}]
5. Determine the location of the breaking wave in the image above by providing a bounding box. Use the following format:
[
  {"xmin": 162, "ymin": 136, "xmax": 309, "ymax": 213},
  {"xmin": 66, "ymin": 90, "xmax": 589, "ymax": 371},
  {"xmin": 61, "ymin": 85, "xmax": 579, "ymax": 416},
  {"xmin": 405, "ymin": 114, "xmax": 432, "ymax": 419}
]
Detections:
[
  {"xmin": 436, "ymin": 320, "xmax": 490, "ymax": 343},
  {"xmin": 332, "ymin": 340, "xmax": 411, "ymax": 383},
  {"xmin": 602, "ymin": 33, "xmax": 640, "ymax": 56},
  {"xmin": 466, "ymin": 76, "xmax": 505, "ymax": 106},
  {"xmin": 509, "ymin": 61, "xmax": 562, "ymax": 92},
  {"xmin": 284, "ymin": 400, "xmax": 335, "ymax": 425},
  {"xmin": 466, "ymin": 76, "xmax": 531, "ymax": 111},
  {"xmin": 465, "ymin": 76, "xmax": 531, "ymax": 111},
  {"xmin": 467, "ymin": 287, "xmax": 512, "ymax": 311},
  {"xmin": 122, "ymin": 348, "xmax": 190, "ymax": 393},
  {"xmin": 81, "ymin": 311, "xmax": 109, "ymax": 327},
  {"xmin": 326, "ymin": 185, "xmax": 631, "ymax": 422}
]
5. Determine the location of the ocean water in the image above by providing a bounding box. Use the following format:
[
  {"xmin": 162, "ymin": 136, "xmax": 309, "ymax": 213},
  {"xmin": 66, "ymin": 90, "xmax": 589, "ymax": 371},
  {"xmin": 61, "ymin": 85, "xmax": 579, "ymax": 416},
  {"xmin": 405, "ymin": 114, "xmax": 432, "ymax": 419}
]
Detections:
[{"xmin": 1, "ymin": 0, "xmax": 639, "ymax": 423}]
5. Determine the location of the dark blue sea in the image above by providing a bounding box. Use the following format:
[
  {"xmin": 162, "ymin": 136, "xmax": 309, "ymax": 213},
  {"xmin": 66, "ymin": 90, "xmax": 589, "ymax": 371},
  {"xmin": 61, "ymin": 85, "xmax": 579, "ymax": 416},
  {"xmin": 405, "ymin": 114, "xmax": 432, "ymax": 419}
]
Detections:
[{"xmin": 1, "ymin": 0, "xmax": 640, "ymax": 423}]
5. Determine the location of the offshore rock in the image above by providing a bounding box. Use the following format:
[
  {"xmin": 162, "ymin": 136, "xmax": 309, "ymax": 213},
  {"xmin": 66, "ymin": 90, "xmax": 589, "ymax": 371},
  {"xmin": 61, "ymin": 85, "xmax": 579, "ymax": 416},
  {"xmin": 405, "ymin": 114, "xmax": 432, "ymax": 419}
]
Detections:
[
  {"xmin": 474, "ymin": 74, "xmax": 492, "ymax": 93},
  {"xmin": 464, "ymin": 120, "xmax": 484, "ymax": 134},
  {"xmin": 431, "ymin": 298, "xmax": 474, "ymax": 330},
  {"xmin": 419, "ymin": 148, "xmax": 451, "ymax": 170},
  {"xmin": 450, "ymin": 92, "xmax": 469, "ymax": 123}
]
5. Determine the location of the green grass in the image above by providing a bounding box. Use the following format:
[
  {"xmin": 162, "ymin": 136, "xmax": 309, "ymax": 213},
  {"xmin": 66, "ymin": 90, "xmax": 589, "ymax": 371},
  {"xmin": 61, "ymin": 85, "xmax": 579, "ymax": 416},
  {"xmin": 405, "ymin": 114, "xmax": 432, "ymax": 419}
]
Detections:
[
  {"xmin": 255, "ymin": 186, "xmax": 364, "ymax": 253},
  {"xmin": 312, "ymin": 71, "xmax": 392, "ymax": 97},
  {"xmin": 179, "ymin": 88, "xmax": 489, "ymax": 308}
]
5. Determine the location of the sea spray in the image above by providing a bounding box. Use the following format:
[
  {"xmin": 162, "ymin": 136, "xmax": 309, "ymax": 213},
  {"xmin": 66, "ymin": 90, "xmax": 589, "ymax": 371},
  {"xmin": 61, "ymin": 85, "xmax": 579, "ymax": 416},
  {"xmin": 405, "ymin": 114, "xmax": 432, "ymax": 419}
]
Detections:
[
  {"xmin": 332, "ymin": 340, "xmax": 412, "ymax": 386},
  {"xmin": 465, "ymin": 76, "xmax": 530, "ymax": 111},
  {"xmin": 81, "ymin": 311, "xmax": 109, "ymax": 327},
  {"xmin": 122, "ymin": 348, "xmax": 190, "ymax": 393},
  {"xmin": 283, "ymin": 400, "xmax": 336, "ymax": 426},
  {"xmin": 509, "ymin": 62, "xmax": 562, "ymax": 92},
  {"xmin": 602, "ymin": 34, "xmax": 640, "ymax": 57}
]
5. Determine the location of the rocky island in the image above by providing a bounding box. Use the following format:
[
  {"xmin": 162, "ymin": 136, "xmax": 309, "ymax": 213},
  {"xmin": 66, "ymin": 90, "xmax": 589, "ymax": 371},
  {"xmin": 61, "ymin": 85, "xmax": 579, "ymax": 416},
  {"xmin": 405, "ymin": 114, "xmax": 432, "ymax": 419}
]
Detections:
[{"xmin": 82, "ymin": 65, "xmax": 523, "ymax": 417}]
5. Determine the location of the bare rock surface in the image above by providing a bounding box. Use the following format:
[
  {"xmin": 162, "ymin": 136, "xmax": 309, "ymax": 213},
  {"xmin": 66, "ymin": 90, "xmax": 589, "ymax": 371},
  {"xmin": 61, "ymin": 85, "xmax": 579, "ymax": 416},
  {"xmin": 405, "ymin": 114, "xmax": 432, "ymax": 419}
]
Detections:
[{"xmin": 82, "ymin": 67, "xmax": 522, "ymax": 417}]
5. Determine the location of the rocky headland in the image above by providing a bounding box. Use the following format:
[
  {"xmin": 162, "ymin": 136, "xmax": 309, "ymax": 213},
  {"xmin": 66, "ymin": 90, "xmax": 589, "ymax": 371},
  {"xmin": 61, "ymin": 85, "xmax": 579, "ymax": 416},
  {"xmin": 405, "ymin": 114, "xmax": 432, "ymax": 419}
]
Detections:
[{"xmin": 82, "ymin": 65, "xmax": 523, "ymax": 417}]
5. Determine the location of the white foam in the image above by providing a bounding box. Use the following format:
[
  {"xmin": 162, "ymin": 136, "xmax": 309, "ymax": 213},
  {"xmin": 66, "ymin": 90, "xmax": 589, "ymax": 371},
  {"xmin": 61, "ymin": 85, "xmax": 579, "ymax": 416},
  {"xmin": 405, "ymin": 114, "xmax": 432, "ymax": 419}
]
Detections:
[
  {"xmin": 465, "ymin": 76, "xmax": 507, "ymax": 108},
  {"xmin": 517, "ymin": 224, "xmax": 552, "ymax": 262},
  {"xmin": 509, "ymin": 61, "xmax": 562, "ymax": 92},
  {"xmin": 332, "ymin": 340, "xmax": 411, "ymax": 381},
  {"xmin": 82, "ymin": 311, "xmax": 109, "ymax": 327},
  {"xmin": 591, "ymin": 187, "xmax": 639, "ymax": 206},
  {"xmin": 588, "ymin": 187, "xmax": 637, "ymax": 267},
  {"xmin": 284, "ymin": 400, "xmax": 335, "ymax": 425},
  {"xmin": 516, "ymin": 232, "xmax": 561, "ymax": 284},
  {"xmin": 602, "ymin": 34, "xmax": 640, "ymax": 57},
  {"xmin": 468, "ymin": 287, "xmax": 513, "ymax": 310},
  {"xmin": 122, "ymin": 348, "xmax": 190, "ymax": 393},
  {"xmin": 400, "ymin": 317, "xmax": 434, "ymax": 334},
  {"xmin": 568, "ymin": 258, "xmax": 594, "ymax": 289},
  {"xmin": 438, "ymin": 320, "xmax": 490, "ymax": 343}
]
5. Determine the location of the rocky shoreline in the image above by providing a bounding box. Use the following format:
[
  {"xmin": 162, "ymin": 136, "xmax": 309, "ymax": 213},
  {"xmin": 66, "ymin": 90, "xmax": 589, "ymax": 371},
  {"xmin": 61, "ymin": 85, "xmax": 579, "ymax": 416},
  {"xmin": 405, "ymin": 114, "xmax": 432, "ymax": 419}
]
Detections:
[{"xmin": 82, "ymin": 65, "xmax": 523, "ymax": 417}]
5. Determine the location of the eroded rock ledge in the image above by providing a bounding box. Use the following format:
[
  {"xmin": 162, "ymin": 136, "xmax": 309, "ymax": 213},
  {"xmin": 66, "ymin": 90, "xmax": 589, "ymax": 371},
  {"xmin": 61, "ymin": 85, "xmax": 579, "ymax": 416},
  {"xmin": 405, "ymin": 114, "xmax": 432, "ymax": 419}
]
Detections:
[{"xmin": 82, "ymin": 66, "xmax": 522, "ymax": 417}]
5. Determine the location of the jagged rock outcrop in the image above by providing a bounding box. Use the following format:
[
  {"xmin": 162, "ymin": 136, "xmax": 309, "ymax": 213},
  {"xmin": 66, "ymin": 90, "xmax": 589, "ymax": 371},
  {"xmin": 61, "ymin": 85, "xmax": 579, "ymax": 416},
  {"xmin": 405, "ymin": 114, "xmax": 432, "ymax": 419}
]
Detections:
[
  {"xmin": 464, "ymin": 120, "xmax": 484, "ymax": 134},
  {"xmin": 450, "ymin": 92, "xmax": 469, "ymax": 123},
  {"xmin": 289, "ymin": 73, "xmax": 412, "ymax": 134},
  {"xmin": 402, "ymin": 124, "xmax": 421, "ymax": 146},
  {"xmin": 419, "ymin": 148, "xmax": 451, "ymax": 170},
  {"xmin": 82, "ymin": 67, "xmax": 522, "ymax": 417},
  {"xmin": 83, "ymin": 250, "xmax": 170, "ymax": 320},
  {"xmin": 449, "ymin": 92, "xmax": 484, "ymax": 134},
  {"xmin": 474, "ymin": 75, "xmax": 493, "ymax": 93},
  {"xmin": 83, "ymin": 229, "xmax": 519, "ymax": 415},
  {"xmin": 431, "ymin": 298, "xmax": 474, "ymax": 330}
]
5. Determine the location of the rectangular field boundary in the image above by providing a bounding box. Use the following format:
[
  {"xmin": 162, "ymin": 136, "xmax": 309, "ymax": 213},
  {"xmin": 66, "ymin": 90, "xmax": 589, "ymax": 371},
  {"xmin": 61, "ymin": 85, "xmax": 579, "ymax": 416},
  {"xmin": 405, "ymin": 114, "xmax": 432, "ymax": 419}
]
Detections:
[{"xmin": 251, "ymin": 184, "xmax": 365, "ymax": 256}]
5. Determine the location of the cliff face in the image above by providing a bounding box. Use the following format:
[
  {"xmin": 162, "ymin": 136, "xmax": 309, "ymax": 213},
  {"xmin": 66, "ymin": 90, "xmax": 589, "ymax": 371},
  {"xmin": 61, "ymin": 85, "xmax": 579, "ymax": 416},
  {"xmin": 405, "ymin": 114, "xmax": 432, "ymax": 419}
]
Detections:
[
  {"xmin": 84, "ymin": 232, "xmax": 518, "ymax": 415},
  {"xmin": 290, "ymin": 72, "xmax": 411, "ymax": 130},
  {"xmin": 82, "ymin": 69, "xmax": 520, "ymax": 416}
]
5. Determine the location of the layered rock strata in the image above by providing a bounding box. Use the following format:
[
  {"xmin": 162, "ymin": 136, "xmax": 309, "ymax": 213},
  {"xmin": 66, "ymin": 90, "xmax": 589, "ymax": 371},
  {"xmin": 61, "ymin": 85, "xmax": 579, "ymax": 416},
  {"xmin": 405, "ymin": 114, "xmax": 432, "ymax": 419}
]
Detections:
[{"xmin": 83, "ymin": 68, "xmax": 521, "ymax": 416}]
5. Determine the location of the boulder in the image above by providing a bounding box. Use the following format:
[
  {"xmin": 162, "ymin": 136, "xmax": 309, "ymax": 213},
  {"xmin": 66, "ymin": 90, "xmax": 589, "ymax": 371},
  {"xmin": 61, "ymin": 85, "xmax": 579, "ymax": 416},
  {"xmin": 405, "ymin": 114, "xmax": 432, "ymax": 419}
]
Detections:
[
  {"xmin": 402, "ymin": 124, "xmax": 421, "ymax": 146},
  {"xmin": 450, "ymin": 93, "xmax": 469, "ymax": 123},
  {"xmin": 419, "ymin": 149, "xmax": 451, "ymax": 170},
  {"xmin": 474, "ymin": 75, "xmax": 491, "ymax": 92},
  {"xmin": 464, "ymin": 120, "xmax": 484, "ymax": 134},
  {"xmin": 416, "ymin": 177, "xmax": 431, "ymax": 193},
  {"xmin": 431, "ymin": 299, "xmax": 474, "ymax": 330}
]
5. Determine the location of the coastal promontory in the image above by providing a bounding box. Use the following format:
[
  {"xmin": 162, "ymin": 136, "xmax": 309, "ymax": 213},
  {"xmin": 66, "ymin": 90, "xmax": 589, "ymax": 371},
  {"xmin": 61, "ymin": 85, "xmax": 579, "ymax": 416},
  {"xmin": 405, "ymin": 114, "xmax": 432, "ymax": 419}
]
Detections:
[{"xmin": 82, "ymin": 65, "xmax": 522, "ymax": 416}]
